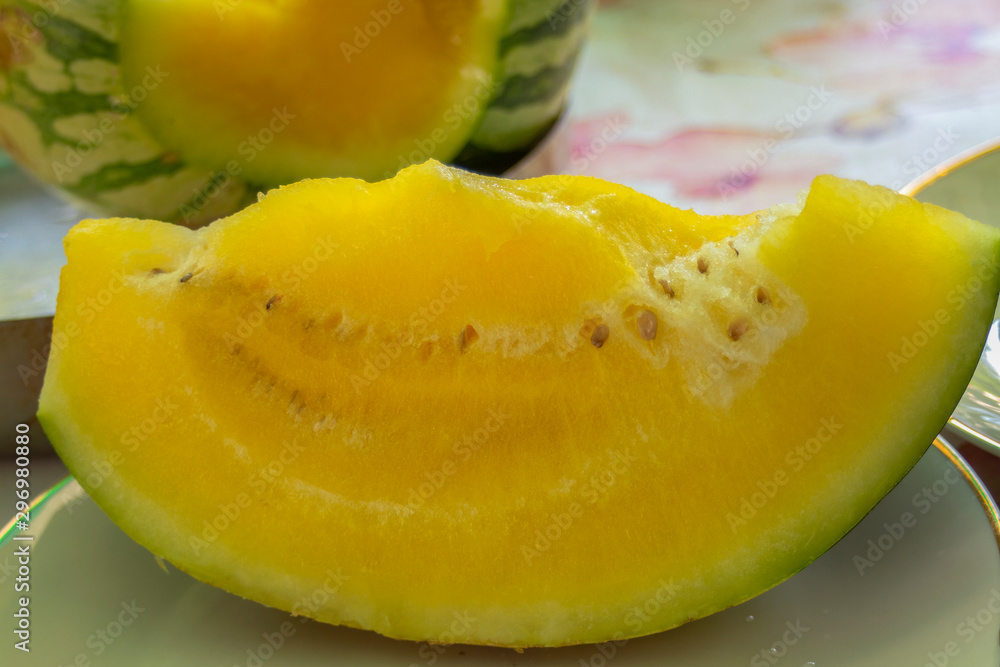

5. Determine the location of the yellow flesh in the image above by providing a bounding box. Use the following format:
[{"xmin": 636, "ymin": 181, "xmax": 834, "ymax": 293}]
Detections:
[
  {"xmin": 120, "ymin": 0, "xmax": 504, "ymax": 182},
  {"xmin": 39, "ymin": 162, "xmax": 1000, "ymax": 646}
]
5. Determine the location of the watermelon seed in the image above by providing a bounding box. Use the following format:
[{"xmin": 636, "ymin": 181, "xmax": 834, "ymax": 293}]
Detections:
[
  {"xmin": 150, "ymin": 268, "xmax": 166, "ymax": 275},
  {"xmin": 647, "ymin": 267, "xmax": 658, "ymax": 287},
  {"xmin": 591, "ymin": 323, "xmax": 610, "ymax": 348},
  {"xmin": 460, "ymin": 325, "xmax": 479, "ymax": 352},
  {"xmin": 756, "ymin": 287, "xmax": 771, "ymax": 305},
  {"xmin": 266, "ymin": 295, "xmax": 281, "ymax": 310},
  {"xmin": 658, "ymin": 279, "xmax": 675, "ymax": 298},
  {"xmin": 728, "ymin": 318, "xmax": 751, "ymax": 341},
  {"xmin": 697, "ymin": 257, "xmax": 709, "ymax": 274},
  {"xmin": 637, "ymin": 310, "xmax": 658, "ymax": 340},
  {"xmin": 179, "ymin": 272, "xmax": 193, "ymax": 283},
  {"xmin": 728, "ymin": 240, "xmax": 739, "ymax": 256}
]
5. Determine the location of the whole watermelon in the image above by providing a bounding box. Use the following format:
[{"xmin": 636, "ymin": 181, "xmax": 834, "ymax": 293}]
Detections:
[{"xmin": 0, "ymin": 0, "xmax": 592, "ymax": 225}]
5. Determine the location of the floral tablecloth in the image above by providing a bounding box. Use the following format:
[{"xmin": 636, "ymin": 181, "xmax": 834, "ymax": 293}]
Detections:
[{"xmin": 564, "ymin": 0, "xmax": 1000, "ymax": 214}]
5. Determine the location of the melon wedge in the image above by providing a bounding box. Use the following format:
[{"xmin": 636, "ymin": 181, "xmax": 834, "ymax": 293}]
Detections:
[{"xmin": 38, "ymin": 161, "xmax": 1000, "ymax": 647}]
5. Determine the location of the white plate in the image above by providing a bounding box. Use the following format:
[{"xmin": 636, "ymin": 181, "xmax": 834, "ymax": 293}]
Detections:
[{"xmin": 2, "ymin": 437, "xmax": 998, "ymax": 666}]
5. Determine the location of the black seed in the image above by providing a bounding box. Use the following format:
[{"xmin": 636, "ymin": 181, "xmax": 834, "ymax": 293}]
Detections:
[
  {"xmin": 658, "ymin": 279, "xmax": 675, "ymax": 298},
  {"xmin": 266, "ymin": 295, "xmax": 281, "ymax": 310},
  {"xmin": 756, "ymin": 287, "xmax": 771, "ymax": 305},
  {"xmin": 150, "ymin": 268, "xmax": 166, "ymax": 275},
  {"xmin": 697, "ymin": 257, "xmax": 709, "ymax": 274},
  {"xmin": 179, "ymin": 272, "xmax": 193, "ymax": 283}
]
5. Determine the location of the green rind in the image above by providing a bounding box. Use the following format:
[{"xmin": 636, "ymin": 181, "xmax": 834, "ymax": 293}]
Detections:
[
  {"xmin": 64, "ymin": 154, "xmax": 183, "ymax": 195},
  {"xmin": 0, "ymin": 0, "xmax": 242, "ymax": 225},
  {"xmin": 499, "ymin": 0, "xmax": 591, "ymax": 53},
  {"xmin": 451, "ymin": 113, "xmax": 561, "ymax": 174},
  {"xmin": 34, "ymin": 10, "xmax": 116, "ymax": 62},
  {"xmin": 4, "ymin": 69, "xmax": 118, "ymax": 146},
  {"xmin": 457, "ymin": 0, "xmax": 593, "ymax": 162},
  {"xmin": 491, "ymin": 55, "xmax": 582, "ymax": 110}
]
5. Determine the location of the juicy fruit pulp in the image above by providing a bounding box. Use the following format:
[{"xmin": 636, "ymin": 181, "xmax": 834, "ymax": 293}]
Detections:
[
  {"xmin": 38, "ymin": 162, "xmax": 1000, "ymax": 647},
  {"xmin": 121, "ymin": 0, "xmax": 504, "ymax": 183}
]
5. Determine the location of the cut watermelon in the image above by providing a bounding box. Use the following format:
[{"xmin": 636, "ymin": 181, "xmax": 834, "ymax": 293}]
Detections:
[
  {"xmin": 37, "ymin": 161, "xmax": 1000, "ymax": 647},
  {"xmin": 0, "ymin": 0, "xmax": 591, "ymax": 223}
]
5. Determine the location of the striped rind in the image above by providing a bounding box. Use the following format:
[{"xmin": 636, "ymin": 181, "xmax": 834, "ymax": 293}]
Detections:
[
  {"xmin": 458, "ymin": 0, "xmax": 594, "ymax": 164},
  {"xmin": 0, "ymin": 0, "xmax": 246, "ymax": 225}
]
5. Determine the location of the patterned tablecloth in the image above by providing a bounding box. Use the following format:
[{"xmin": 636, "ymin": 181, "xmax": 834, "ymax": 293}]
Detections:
[{"xmin": 563, "ymin": 0, "xmax": 1000, "ymax": 213}]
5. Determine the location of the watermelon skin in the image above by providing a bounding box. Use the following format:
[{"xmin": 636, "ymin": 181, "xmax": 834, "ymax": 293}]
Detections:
[
  {"xmin": 458, "ymin": 0, "xmax": 594, "ymax": 172},
  {"xmin": 0, "ymin": 0, "xmax": 256, "ymax": 224},
  {"xmin": 0, "ymin": 0, "xmax": 592, "ymax": 225}
]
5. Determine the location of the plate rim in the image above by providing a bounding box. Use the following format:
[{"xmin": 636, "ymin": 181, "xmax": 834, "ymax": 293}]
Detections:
[
  {"xmin": 900, "ymin": 136, "xmax": 1000, "ymax": 456},
  {"xmin": 936, "ymin": 434, "xmax": 1000, "ymax": 548},
  {"xmin": 899, "ymin": 135, "xmax": 1000, "ymax": 198}
]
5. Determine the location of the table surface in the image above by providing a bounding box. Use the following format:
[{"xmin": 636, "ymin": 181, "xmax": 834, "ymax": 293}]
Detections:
[{"xmin": 567, "ymin": 0, "xmax": 1000, "ymax": 212}]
